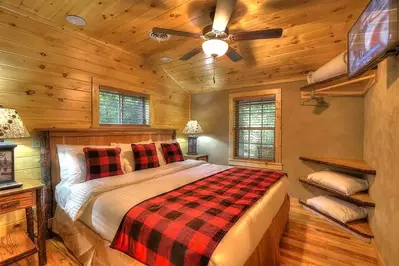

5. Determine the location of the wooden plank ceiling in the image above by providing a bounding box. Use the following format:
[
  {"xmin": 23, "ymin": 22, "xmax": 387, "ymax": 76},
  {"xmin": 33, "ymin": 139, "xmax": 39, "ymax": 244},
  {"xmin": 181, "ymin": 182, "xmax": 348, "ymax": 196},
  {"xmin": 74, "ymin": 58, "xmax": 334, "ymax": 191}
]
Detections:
[{"xmin": 0, "ymin": 0, "xmax": 369, "ymax": 93}]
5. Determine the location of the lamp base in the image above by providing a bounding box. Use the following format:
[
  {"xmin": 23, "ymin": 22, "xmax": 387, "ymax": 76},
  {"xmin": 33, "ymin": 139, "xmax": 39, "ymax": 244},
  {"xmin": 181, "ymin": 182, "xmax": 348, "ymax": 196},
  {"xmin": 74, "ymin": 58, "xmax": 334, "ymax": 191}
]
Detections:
[
  {"xmin": 0, "ymin": 141, "xmax": 19, "ymax": 190},
  {"xmin": 187, "ymin": 136, "xmax": 198, "ymax": 155},
  {"xmin": 0, "ymin": 181, "xmax": 23, "ymax": 191}
]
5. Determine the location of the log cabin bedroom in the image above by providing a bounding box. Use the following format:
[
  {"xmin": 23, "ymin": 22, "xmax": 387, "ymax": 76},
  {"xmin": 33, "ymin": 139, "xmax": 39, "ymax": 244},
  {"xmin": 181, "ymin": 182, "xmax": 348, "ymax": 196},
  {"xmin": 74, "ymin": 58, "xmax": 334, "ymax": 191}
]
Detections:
[{"xmin": 0, "ymin": 0, "xmax": 397, "ymax": 265}]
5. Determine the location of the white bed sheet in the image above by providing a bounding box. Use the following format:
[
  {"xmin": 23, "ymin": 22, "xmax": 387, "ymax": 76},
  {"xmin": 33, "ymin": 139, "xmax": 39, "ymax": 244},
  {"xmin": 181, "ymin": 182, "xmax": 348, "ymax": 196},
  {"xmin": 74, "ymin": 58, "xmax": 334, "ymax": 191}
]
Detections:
[
  {"xmin": 79, "ymin": 162, "xmax": 231, "ymax": 241},
  {"xmin": 55, "ymin": 161, "xmax": 288, "ymax": 266},
  {"xmin": 58, "ymin": 160, "xmax": 208, "ymax": 221}
]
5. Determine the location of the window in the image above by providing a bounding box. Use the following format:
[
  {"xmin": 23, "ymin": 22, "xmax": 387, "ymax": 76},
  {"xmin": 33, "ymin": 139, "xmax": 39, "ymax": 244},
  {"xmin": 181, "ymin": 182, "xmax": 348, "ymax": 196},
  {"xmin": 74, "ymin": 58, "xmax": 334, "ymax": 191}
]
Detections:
[
  {"xmin": 234, "ymin": 96, "xmax": 275, "ymax": 160},
  {"xmin": 229, "ymin": 88, "xmax": 282, "ymax": 170},
  {"xmin": 99, "ymin": 88, "xmax": 150, "ymax": 126}
]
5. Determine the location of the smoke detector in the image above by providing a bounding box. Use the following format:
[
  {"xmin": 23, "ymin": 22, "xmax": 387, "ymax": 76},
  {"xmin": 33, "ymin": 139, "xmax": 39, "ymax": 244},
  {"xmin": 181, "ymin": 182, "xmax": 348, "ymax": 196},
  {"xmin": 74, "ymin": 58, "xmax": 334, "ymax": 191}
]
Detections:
[
  {"xmin": 148, "ymin": 30, "xmax": 171, "ymax": 42},
  {"xmin": 66, "ymin": 15, "xmax": 86, "ymax": 26},
  {"xmin": 160, "ymin": 57, "xmax": 173, "ymax": 63}
]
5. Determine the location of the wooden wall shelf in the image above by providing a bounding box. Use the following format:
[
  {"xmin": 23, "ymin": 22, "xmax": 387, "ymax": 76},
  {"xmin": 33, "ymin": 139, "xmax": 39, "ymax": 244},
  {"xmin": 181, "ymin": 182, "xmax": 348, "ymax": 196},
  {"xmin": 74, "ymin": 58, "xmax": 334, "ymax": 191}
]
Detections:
[
  {"xmin": 299, "ymin": 199, "xmax": 374, "ymax": 239},
  {"xmin": 299, "ymin": 177, "xmax": 375, "ymax": 207},
  {"xmin": 300, "ymin": 70, "xmax": 376, "ymax": 99},
  {"xmin": 299, "ymin": 156, "xmax": 376, "ymax": 175}
]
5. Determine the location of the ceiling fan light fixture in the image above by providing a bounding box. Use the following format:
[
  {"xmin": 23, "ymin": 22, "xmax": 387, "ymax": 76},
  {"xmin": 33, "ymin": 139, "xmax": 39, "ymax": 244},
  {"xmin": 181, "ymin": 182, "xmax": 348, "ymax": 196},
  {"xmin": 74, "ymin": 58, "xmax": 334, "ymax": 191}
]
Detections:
[{"xmin": 202, "ymin": 39, "xmax": 229, "ymax": 57}]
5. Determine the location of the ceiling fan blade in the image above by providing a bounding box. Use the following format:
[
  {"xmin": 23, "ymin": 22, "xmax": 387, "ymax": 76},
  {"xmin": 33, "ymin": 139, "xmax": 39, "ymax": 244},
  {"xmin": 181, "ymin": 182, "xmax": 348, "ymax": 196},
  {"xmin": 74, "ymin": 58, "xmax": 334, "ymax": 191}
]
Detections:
[
  {"xmin": 230, "ymin": 28, "xmax": 283, "ymax": 41},
  {"xmin": 238, "ymin": 41, "xmax": 256, "ymax": 67},
  {"xmin": 179, "ymin": 47, "xmax": 203, "ymax": 61},
  {"xmin": 152, "ymin": 27, "xmax": 201, "ymax": 39},
  {"xmin": 225, "ymin": 46, "xmax": 243, "ymax": 62},
  {"xmin": 212, "ymin": 0, "xmax": 237, "ymax": 32}
]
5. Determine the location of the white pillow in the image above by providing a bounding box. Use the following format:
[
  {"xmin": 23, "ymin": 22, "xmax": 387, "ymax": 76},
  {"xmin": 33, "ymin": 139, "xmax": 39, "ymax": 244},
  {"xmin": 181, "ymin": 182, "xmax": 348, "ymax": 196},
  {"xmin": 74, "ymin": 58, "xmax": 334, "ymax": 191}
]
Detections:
[
  {"xmin": 57, "ymin": 145, "xmax": 120, "ymax": 186},
  {"xmin": 307, "ymin": 196, "xmax": 368, "ymax": 223},
  {"xmin": 111, "ymin": 140, "xmax": 152, "ymax": 173},
  {"xmin": 154, "ymin": 139, "xmax": 178, "ymax": 166},
  {"xmin": 307, "ymin": 170, "xmax": 368, "ymax": 196}
]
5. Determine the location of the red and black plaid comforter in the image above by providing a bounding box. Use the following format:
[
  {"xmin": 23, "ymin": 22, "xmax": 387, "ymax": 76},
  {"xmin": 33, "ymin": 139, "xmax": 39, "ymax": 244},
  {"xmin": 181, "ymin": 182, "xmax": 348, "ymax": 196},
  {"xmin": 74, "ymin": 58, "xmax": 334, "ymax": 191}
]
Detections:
[{"xmin": 111, "ymin": 167, "xmax": 286, "ymax": 266}]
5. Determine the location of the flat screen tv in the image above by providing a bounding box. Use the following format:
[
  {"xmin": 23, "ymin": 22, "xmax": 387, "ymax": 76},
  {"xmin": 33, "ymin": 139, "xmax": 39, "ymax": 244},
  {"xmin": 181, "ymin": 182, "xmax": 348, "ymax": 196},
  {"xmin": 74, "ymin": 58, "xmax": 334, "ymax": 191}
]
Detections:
[{"xmin": 348, "ymin": 0, "xmax": 399, "ymax": 78}]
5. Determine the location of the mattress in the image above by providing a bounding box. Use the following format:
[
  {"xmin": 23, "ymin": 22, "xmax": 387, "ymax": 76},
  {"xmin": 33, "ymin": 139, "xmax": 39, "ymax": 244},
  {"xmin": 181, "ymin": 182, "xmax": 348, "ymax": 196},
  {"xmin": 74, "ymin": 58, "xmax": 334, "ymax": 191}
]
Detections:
[{"xmin": 54, "ymin": 161, "xmax": 288, "ymax": 266}]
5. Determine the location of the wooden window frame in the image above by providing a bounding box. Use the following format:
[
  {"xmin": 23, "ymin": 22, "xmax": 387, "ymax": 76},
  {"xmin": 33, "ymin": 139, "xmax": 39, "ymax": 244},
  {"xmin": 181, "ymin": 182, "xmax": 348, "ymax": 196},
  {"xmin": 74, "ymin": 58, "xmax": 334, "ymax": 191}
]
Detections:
[
  {"xmin": 92, "ymin": 83, "xmax": 153, "ymax": 129},
  {"xmin": 228, "ymin": 88, "xmax": 282, "ymax": 170}
]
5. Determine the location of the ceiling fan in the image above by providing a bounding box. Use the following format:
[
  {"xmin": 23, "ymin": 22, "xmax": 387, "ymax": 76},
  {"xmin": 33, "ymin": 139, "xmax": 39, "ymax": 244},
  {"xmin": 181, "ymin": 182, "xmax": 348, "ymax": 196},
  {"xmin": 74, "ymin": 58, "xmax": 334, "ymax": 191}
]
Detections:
[{"xmin": 151, "ymin": 0, "xmax": 283, "ymax": 62}]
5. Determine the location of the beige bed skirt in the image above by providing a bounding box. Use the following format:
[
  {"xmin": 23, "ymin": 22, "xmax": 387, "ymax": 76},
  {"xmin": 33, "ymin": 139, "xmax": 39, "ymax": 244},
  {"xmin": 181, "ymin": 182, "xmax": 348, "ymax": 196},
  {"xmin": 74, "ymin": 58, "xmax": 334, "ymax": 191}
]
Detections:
[
  {"xmin": 244, "ymin": 195, "xmax": 290, "ymax": 266},
  {"xmin": 53, "ymin": 195, "xmax": 290, "ymax": 266}
]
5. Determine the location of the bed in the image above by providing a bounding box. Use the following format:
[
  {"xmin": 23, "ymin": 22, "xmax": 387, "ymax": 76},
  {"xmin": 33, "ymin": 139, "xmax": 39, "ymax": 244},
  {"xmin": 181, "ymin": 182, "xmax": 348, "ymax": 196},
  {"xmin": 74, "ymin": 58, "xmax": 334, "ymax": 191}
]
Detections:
[{"xmin": 45, "ymin": 128, "xmax": 289, "ymax": 266}]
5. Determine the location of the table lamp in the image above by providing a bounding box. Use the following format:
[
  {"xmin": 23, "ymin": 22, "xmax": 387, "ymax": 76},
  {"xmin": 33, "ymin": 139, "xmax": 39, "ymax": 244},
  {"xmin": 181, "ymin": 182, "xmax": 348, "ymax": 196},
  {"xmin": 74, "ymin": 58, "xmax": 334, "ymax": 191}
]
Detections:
[
  {"xmin": 183, "ymin": 120, "xmax": 203, "ymax": 155},
  {"xmin": 0, "ymin": 106, "xmax": 30, "ymax": 190}
]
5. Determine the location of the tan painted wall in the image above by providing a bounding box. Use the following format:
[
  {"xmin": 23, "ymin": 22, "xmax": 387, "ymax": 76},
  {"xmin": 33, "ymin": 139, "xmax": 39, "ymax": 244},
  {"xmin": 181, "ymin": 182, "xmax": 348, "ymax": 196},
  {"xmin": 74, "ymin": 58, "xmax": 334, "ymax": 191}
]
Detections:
[
  {"xmin": 191, "ymin": 81, "xmax": 364, "ymax": 198},
  {"xmin": 0, "ymin": 9, "xmax": 189, "ymax": 234},
  {"xmin": 364, "ymin": 57, "xmax": 399, "ymax": 266}
]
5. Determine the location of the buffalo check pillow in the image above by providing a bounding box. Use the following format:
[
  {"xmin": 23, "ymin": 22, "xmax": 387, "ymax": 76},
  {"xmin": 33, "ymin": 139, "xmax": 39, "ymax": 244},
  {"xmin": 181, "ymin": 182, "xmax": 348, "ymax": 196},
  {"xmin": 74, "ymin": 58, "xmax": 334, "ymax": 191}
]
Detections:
[
  {"xmin": 131, "ymin": 143, "xmax": 160, "ymax": 171},
  {"xmin": 161, "ymin": 142, "xmax": 185, "ymax": 164},
  {"xmin": 83, "ymin": 147, "xmax": 123, "ymax": 181}
]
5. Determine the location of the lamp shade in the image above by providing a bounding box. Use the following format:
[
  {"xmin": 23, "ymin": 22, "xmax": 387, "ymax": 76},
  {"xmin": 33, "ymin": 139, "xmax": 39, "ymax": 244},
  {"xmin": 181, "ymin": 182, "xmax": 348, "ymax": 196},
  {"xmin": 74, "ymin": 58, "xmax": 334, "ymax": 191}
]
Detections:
[
  {"xmin": 0, "ymin": 107, "xmax": 30, "ymax": 139},
  {"xmin": 183, "ymin": 120, "xmax": 203, "ymax": 135},
  {"xmin": 202, "ymin": 39, "xmax": 229, "ymax": 57}
]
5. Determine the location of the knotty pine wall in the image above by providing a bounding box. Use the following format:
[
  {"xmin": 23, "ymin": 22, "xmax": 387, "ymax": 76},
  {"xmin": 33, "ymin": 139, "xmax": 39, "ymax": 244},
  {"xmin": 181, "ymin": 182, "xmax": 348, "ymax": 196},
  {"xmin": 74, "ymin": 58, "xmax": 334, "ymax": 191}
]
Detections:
[{"xmin": 0, "ymin": 8, "xmax": 189, "ymax": 234}]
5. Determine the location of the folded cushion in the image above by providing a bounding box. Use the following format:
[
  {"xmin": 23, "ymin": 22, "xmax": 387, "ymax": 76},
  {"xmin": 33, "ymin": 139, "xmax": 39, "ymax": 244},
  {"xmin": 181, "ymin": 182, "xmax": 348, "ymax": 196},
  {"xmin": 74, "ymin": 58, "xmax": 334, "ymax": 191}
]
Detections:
[
  {"xmin": 154, "ymin": 139, "xmax": 178, "ymax": 166},
  {"xmin": 131, "ymin": 143, "xmax": 159, "ymax": 171},
  {"xmin": 307, "ymin": 170, "xmax": 368, "ymax": 196},
  {"xmin": 111, "ymin": 140, "xmax": 152, "ymax": 173},
  {"xmin": 307, "ymin": 196, "xmax": 368, "ymax": 223},
  {"xmin": 161, "ymin": 142, "xmax": 185, "ymax": 164},
  {"xmin": 83, "ymin": 147, "xmax": 123, "ymax": 181}
]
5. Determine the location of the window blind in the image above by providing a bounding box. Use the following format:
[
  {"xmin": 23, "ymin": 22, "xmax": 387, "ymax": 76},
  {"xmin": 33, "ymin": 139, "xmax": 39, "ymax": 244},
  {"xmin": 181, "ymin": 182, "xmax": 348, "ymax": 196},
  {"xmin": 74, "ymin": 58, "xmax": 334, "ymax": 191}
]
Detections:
[
  {"xmin": 99, "ymin": 89, "xmax": 150, "ymax": 125},
  {"xmin": 233, "ymin": 96, "xmax": 276, "ymax": 161}
]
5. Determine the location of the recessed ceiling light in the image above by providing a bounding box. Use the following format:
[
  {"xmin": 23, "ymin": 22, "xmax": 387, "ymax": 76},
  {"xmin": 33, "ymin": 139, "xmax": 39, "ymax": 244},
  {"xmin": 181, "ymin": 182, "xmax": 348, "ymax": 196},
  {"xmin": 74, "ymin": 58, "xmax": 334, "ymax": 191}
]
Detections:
[
  {"xmin": 160, "ymin": 57, "xmax": 173, "ymax": 63},
  {"xmin": 66, "ymin": 15, "xmax": 86, "ymax": 26}
]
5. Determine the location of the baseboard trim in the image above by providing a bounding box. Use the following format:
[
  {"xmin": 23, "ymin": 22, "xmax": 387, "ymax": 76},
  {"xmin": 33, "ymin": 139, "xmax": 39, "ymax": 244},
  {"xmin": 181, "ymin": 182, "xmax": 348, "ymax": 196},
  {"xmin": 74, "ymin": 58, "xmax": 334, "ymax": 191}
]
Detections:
[{"xmin": 371, "ymin": 239, "xmax": 387, "ymax": 266}]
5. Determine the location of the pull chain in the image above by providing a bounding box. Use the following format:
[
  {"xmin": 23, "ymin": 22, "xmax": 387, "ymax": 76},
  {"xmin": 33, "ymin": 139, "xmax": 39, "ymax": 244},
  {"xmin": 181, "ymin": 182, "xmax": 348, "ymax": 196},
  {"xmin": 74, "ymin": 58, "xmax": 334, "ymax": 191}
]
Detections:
[{"xmin": 212, "ymin": 54, "xmax": 216, "ymax": 84}]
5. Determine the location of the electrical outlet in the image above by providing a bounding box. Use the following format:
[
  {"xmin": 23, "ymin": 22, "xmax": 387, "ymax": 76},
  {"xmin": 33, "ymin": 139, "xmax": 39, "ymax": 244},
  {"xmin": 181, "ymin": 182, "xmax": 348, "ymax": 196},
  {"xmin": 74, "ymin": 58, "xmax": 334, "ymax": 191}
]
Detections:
[{"xmin": 31, "ymin": 136, "xmax": 40, "ymax": 148}]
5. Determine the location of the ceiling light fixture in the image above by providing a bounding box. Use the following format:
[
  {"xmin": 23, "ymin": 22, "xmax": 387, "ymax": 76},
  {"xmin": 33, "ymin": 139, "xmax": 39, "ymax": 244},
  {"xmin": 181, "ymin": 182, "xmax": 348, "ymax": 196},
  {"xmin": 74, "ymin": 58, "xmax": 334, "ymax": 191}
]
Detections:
[
  {"xmin": 202, "ymin": 39, "xmax": 229, "ymax": 58},
  {"xmin": 66, "ymin": 15, "xmax": 86, "ymax": 26}
]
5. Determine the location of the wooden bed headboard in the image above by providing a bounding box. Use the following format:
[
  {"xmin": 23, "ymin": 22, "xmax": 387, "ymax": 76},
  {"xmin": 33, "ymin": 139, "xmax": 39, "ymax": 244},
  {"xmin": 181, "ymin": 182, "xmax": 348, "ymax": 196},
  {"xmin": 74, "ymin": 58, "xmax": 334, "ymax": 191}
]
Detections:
[
  {"xmin": 36, "ymin": 127, "xmax": 174, "ymax": 224},
  {"xmin": 45, "ymin": 128, "xmax": 175, "ymax": 190}
]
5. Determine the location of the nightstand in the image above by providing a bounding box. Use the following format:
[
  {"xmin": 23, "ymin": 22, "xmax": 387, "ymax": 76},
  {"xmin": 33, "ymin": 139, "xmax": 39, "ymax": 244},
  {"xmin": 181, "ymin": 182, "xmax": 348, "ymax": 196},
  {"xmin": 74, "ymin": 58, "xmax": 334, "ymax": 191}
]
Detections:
[
  {"xmin": 184, "ymin": 154, "xmax": 209, "ymax": 162},
  {"xmin": 0, "ymin": 180, "xmax": 46, "ymax": 265}
]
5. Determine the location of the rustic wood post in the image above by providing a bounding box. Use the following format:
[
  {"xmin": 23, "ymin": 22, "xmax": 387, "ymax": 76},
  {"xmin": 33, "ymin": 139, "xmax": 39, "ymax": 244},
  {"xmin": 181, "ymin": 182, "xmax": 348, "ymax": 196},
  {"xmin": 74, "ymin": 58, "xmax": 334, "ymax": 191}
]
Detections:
[
  {"xmin": 39, "ymin": 131, "xmax": 52, "ymax": 238},
  {"xmin": 25, "ymin": 207, "xmax": 34, "ymax": 241},
  {"xmin": 37, "ymin": 186, "xmax": 47, "ymax": 265},
  {"xmin": 172, "ymin": 129, "xmax": 177, "ymax": 140}
]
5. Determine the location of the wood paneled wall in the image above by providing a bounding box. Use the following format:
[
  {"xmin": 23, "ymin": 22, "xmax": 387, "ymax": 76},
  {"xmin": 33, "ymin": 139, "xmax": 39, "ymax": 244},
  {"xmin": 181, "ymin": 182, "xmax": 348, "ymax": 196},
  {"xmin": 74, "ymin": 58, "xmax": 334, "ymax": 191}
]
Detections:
[
  {"xmin": 0, "ymin": 0, "xmax": 369, "ymax": 92},
  {"xmin": 0, "ymin": 8, "xmax": 189, "ymax": 130},
  {"xmin": 0, "ymin": 8, "xmax": 189, "ymax": 232}
]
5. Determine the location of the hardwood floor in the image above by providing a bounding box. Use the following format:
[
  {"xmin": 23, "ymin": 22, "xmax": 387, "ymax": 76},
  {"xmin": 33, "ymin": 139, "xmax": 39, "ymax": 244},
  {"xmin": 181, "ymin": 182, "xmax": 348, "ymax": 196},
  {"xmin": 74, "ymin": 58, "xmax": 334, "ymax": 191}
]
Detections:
[
  {"xmin": 12, "ymin": 198, "xmax": 379, "ymax": 266},
  {"xmin": 9, "ymin": 236, "xmax": 79, "ymax": 266},
  {"xmin": 280, "ymin": 199, "xmax": 379, "ymax": 266}
]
